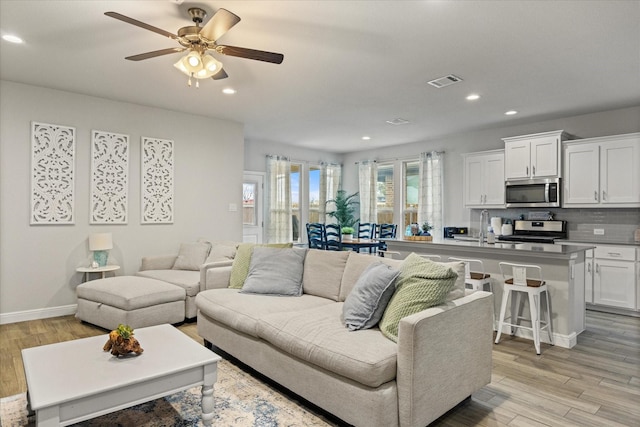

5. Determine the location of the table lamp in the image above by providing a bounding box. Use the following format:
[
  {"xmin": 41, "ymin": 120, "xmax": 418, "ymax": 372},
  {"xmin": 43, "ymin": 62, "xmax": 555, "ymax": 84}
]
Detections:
[{"xmin": 89, "ymin": 233, "xmax": 113, "ymax": 267}]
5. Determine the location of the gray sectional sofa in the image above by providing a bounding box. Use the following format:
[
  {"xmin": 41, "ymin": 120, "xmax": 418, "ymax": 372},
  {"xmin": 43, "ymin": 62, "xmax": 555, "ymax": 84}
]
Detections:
[{"xmin": 196, "ymin": 248, "xmax": 494, "ymax": 427}]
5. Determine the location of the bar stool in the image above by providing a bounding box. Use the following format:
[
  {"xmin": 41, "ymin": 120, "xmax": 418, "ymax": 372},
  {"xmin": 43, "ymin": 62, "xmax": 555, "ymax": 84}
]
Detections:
[
  {"xmin": 448, "ymin": 257, "xmax": 492, "ymax": 292},
  {"xmin": 495, "ymin": 262, "xmax": 554, "ymax": 355}
]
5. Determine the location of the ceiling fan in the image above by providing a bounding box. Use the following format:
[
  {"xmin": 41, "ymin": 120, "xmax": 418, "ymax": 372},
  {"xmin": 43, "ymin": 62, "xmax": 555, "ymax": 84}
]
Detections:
[{"xmin": 105, "ymin": 7, "xmax": 284, "ymax": 85}]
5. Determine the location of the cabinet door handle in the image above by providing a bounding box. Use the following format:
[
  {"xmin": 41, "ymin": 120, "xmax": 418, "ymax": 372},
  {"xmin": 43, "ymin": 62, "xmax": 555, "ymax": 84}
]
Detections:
[
  {"xmin": 595, "ymin": 263, "xmax": 600, "ymax": 274},
  {"xmin": 526, "ymin": 166, "xmax": 529, "ymax": 176},
  {"xmin": 594, "ymin": 191, "xmax": 599, "ymax": 201},
  {"xmin": 587, "ymin": 263, "xmax": 591, "ymax": 274},
  {"xmin": 532, "ymin": 165, "xmax": 536, "ymax": 176},
  {"xmin": 602, "ymin": 190, "xmax": 607, "ymax": 201},
  {"xmin": 608, "ymin": 252, "xmax": 621, "ymax": 257}
]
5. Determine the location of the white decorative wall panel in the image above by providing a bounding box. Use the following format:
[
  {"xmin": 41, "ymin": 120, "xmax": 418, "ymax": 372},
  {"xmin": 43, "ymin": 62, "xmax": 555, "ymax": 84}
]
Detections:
[
  {"xmin": 30, "ymin": 122, "xmax": 75, "ymax": 224},
  {"xmin": 90, "ymin": 130, "xmax": 129, "ymax": 224},
  {"xmin": 141, "ymin": 137, "xmax": 174, "ymax": 224}
]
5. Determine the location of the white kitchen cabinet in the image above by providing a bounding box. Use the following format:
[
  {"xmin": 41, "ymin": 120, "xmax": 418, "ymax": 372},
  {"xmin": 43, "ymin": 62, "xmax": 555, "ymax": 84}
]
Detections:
[
  {"xmin": 503, "ymin": 130, "xmax": 568, "ymax": 180},
  {"xmin": 584, "ymin": 249, "xmax": 594, "ymax": 304},
  {"xmin": 592, "ymin": 245, "xmax": 637, "ymax": 310},
  {"xmin": 563, "ymin": 133, "xmax": 640, "ymax": 207},
  {"xmin": 463, "ymin": 150, "xmax": 505, "ymax": 208}
]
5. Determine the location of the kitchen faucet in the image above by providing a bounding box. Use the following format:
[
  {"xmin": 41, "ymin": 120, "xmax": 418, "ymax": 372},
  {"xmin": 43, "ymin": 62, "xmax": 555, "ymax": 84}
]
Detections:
[{"xmin": 479, "ymin": 210, "xmax": 489, "ymax": 244}]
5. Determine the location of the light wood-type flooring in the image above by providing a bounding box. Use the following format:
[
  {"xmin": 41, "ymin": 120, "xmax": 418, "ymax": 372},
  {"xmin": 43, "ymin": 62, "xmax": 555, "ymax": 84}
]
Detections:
[{"xmin": 1, "ymin": 310, "xmax": 638, "ymax": 426}]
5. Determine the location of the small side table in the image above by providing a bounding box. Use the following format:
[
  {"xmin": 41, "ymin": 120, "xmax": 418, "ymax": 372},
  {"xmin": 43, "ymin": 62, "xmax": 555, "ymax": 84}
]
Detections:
[{"xmin": 76, "ymin": 265, "xmax": 120, "ymax": 282}]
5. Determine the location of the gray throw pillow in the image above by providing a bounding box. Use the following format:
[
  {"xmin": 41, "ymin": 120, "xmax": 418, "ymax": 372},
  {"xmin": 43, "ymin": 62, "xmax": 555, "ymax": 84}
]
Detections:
[
  {"xmin": 172, "ymin": 241, "xmax": 211, "ymax": 271},
  {"xmin": 343, "ymin": 262, "xmax": 400, "ymax": 331},
  {"xmin": 240, "ymin": 247, "xmax": 307, "ymax": 296}
]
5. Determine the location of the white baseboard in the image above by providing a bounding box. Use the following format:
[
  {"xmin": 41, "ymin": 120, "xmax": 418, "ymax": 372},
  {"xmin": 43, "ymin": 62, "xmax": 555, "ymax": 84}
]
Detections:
[
  {"xmin": 495, "ymin": 323, "xmax": 577, "ymax": 349},
  {"xmin": 0, "ymin": 304, "xmax": 78, "ymax": 325}
]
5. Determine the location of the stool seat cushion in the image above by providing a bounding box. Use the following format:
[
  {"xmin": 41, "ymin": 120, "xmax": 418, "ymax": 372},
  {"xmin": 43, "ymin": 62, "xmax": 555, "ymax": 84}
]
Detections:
[
  {"xmin": 505, "ymin": 278, "xmax": 544, "ymax": 287},
  {"xmin": 77, "ymin": 276, "xmax": 185, "ymax": 310}
]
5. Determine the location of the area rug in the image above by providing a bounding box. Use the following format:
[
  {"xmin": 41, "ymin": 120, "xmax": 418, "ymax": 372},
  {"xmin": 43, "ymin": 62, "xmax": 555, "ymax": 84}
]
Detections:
[{"xmin": 0, "ymin": 358, "xmax": 337, "ymax": 426}]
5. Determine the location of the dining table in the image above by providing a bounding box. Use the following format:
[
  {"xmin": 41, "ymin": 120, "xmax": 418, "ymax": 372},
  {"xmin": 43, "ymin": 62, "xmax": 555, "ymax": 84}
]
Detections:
[{"xmin": 340, "ymin": 238, "xmax": 383, "ymax": 253}]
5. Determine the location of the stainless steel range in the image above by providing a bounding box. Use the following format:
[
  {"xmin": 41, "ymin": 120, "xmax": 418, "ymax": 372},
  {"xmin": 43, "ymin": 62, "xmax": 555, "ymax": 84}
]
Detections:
[{"xmin": 497, "ymin": 220, "xmax": 567, "ymax": 244}]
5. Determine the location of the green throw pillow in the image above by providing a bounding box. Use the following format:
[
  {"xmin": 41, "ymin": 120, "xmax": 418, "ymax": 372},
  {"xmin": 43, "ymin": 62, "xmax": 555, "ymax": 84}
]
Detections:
[
  {"xmin": 379, "ymin": 253, "xmax": 458, "ymax": 342},
  {"xmin": 229, "ymin": 242, "xmax": 293, "ymax": 289}
]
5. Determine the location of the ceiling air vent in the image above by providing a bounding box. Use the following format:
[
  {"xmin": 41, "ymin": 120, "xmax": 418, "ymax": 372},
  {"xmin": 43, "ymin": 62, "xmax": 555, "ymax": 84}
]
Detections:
[
  {"xmin": 427, "ymin": 74, "xmax": 463, "ymax": 88},
  {"xmin": 386, "ymin": 118, "xmax": 410, "ymax": 125}
]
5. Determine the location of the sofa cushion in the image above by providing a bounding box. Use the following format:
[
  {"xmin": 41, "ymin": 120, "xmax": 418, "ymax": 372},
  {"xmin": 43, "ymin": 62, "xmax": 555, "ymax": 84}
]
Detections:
[
  {"xmin": 241, "ymin": 247, "xmax": 307, "ymax": 296},
  {"xmin": 195, "ymin": 289, "xmax": 333, "ymax": 338},
  {"xmin": 379, "ymin": 253, "xmax": 458, "ymax": 342},
  {"xmin": 343, "ymin": 262, "xmax": 400, "ymax": 331},
  {"xmin": 172, "ymin": 241, "xmax": 211, "ymax": 271},
  {"xmin": 229, "ymin": 243, "xmax": 293, "ymax": 289},
  {"xmin": 205, "ymin": 241, "xmax": 238, "ymax": 264},
  {"xmin": 136, "ymin": 269, "xmax": 200, "ymax": 297},
  {"xmin": 302, "ymin": 249, "xmax": 350, "ymax": 301},
  {"xmin": 339, "ymin": 252, "xmax": 403, "ymax": 301},
  {"xmin": 257, "ymin": 303, "xmax": 398, "ymax": 388}
]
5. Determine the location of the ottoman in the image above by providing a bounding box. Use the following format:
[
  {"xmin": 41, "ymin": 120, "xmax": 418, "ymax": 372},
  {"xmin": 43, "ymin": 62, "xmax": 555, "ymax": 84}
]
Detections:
[{"xmin": 76, "ymin": 276, "xmax": 186, "ymax": 330}]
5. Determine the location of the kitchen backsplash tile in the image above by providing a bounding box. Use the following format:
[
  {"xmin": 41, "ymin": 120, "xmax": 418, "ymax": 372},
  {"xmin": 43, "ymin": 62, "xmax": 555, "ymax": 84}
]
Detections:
[{"xmin": 468, "ymin": 207, "xmax": 640, "ymax": 244}]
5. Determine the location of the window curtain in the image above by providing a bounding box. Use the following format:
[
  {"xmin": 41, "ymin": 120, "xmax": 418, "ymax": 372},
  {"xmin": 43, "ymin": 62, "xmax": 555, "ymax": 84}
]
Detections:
[
  {"xmin": 266, "ymin": 155, "xmax": 292, "ymax": 243},
  {"xmin": 358, "ymin": 160, "xmax": 377, "ymax": 223},
  {"xmin": 319, "ymin": 163, "xmax": 341, "ymax": 223},
  {"xmin": 418, "ymin": 151, "xmax": 444, "ymax": 239}
]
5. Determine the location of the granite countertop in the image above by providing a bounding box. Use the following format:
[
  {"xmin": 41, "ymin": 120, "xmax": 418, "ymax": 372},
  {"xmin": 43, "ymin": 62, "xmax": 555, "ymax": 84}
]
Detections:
[
  {"xmin": 386, "ymin": 238, "xmax": 593, "ymax": 258},
  {"xmin": 556, "ymin": 239, "xmax": 640, "ymax": 248}
]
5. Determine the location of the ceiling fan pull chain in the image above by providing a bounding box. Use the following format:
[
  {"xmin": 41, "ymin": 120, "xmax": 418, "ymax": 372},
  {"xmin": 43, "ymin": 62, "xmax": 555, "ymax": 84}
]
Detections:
[
  {"xmin": 196, "ymin": 79, "xmax": 200, "ymax": 88},
  {"xmin": 188, "ymin": 73, "xmax": 193, "ymax": 87}
]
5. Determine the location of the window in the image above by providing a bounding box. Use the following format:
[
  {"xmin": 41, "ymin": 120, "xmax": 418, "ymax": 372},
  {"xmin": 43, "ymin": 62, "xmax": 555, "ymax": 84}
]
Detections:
[
  {"xmin": 309, "ymin": 165, "xmax": 321, "ymax": 224},
  {"xmin": 242, "ymin": 182, "xmax": 256, "ymax": 226},
  {"xmin": 376, "ymin": 164, "xmax": 394, "ymax": 225},
  {"xmin": 291, "ymin": 163, "xmax": 301, "ymax": 242},
  {"xmin": 403, "ymin": 161, "xmax": 420, "ymax": 232}
]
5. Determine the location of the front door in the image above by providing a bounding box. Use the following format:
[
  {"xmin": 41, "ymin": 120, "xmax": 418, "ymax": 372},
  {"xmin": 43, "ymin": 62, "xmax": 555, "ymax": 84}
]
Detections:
[{"xmin": 242, "ymin": 172, "xmax": 264, "ymax": 243}]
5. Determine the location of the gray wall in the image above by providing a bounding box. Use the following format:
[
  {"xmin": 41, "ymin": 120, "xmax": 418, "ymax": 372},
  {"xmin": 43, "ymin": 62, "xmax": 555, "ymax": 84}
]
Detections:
[
  {"xmin": 340, "ymin": 106, "xmax": 640, "ymax": 229},
  {"xmin": 0, "ymin": 81, "xmax": 244, "ymax": 318}
]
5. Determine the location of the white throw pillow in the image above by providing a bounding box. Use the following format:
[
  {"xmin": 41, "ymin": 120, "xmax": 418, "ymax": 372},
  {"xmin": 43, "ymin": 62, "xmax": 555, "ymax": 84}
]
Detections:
[{"xmin": 172, "ymin": 242, "xmax": 211, "ymax": 271}]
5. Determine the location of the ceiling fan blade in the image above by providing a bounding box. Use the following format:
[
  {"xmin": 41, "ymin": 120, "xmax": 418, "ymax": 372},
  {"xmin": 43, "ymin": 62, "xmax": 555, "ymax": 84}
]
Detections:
[
  {"xmin": 211, "ymin": 68, "xmax": 229, "ymax": 80},
  {"xmin": 105, "ymin": 11, "xmax": 177, "ymax": 40},
  {"xmin": 215, "ymin": 45, "xmax": 284, "ymax": 64},
  {"xmin": 199, "ymin": 8, "xmax": 241, "ymax": 42},
  {"xmin": 125, "ymin": 47, "xmax": 186, "ymax": 61}
]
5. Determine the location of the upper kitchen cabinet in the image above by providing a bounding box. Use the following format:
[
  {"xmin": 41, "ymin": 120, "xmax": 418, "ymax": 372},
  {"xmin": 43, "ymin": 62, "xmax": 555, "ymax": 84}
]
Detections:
[
  {"xmin": 502, "ymin": 130, "xmax": 569, "ymax": 180},
  {"xmin": 563, "ymin": 132, "xmax": 640, "ymax": 207},
  {"xmin": 463, "ymin": 150, "xmax": 505, "ymax": 208}
]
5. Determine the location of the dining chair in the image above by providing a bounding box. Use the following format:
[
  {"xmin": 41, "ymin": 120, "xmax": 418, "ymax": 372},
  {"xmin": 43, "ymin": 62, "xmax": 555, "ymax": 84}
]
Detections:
[
  {"xmin": 324, "ymin": 224, "xmax": 343, "ymax": 251},
  {"xmin": 306, "ymin": 223, "xmax": 326, "ymax": 250},
  {"xmin": 376, "ymin": 223, "xmax": 397, "ymax": 254},
  {"xmin": 357, "ymin": 223, "xmax": 377, "ymax": 253}
]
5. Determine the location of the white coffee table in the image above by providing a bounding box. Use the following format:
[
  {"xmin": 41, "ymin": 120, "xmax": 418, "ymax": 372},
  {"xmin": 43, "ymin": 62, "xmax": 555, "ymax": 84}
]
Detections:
[{"xmin": 21, "ymin": 324, "xmax": 221, "ymax": 426}]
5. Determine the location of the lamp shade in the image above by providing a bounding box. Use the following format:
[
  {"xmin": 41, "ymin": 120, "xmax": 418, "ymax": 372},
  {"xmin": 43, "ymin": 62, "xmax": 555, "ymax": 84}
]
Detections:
[{"xmin": 89, "ymin": 233, "xmax": 113, "ymax": 251}]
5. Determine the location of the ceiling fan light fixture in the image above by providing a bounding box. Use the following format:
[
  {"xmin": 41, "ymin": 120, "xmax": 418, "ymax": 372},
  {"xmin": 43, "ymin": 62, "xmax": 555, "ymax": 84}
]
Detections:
[{"xmin": 202, "ymin": 54, "xmax": 220, "ymax": 72}]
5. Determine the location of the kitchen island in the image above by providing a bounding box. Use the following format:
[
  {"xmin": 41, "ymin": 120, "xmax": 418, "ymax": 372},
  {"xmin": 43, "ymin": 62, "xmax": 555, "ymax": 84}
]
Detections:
[{"xmin": 385, "ymin": 238, "xmax": 593, "ymax": 348}]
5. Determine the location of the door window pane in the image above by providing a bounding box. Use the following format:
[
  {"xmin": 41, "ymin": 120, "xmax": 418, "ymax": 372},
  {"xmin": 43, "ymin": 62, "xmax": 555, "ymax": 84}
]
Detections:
[
  {"xmin": 403, "ymin": 161, "xmax": 420, "ymax": 233},
  {"xmin": 376, "ymin": 164, "xmax": 394, "ymax": 224},
  {"xmin": 243, "ymin": 182, "xmax": 256, "ymax": 225}
]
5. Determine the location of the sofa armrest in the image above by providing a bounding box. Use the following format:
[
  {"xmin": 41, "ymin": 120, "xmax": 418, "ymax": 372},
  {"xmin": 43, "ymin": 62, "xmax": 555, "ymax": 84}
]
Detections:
[
  {"xmin": 140, "ymin": 255, "xmax": 177, "ymax": 271},
  {"xmin": 200, "ymin": 265, "xmax": 233, "ymax": 291},
  {"xmin": 396, "ymin": 291, "xmax": 494, "ymax": 427}
]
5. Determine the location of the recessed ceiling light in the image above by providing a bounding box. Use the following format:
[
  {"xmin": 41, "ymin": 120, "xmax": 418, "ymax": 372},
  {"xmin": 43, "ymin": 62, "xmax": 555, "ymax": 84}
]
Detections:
[
  {"xmin": 466, "ymin": 94, "xmax": 480, "ymax": 101},
  {"xmin": 362, "ymin": 136, "xmax": 371, "ymax": 141},
  {"xmin": 2, "ymin": 34, "xmax": 23, "ymax": 44},
  {"xmin": 386, "ymin": 118, "xmax": 410, "ymax": 125},
  {"xmin": 222, "ymin": 88, "xmax": 236, "ymax": 95},
  {"xmin": 505, "ymin": 110, "xmax": 518, "ymax": 116}
]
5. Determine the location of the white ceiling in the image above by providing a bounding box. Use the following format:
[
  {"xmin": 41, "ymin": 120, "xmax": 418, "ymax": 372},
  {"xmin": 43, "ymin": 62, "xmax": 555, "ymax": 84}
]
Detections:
[{"xmin": 1, "ymin": 1, "xmax": 639, "ymax": 153}]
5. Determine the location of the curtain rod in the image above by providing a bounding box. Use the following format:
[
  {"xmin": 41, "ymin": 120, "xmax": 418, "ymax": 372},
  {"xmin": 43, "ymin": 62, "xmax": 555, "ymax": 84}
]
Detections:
[
  {"xmin": 266, "ymin": 154, "xmax": 340, "ymax": 166},
  {"xmin": 354, "ymin": 151, "xmax": 444, "ymax": 164}
]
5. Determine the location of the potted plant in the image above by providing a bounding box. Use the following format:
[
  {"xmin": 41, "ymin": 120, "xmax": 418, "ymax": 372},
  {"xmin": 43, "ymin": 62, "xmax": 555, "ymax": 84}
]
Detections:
[
  {"xmin": 421, "ymin": 222, "xmax": 433, "ymax": 236},
  {"xmin": 326, "ymin": 190, "xmax": 359, "ymax": 239},
  {"xmin": 340, "ymin": 226, "xmax": 355, "ymax": 241}
]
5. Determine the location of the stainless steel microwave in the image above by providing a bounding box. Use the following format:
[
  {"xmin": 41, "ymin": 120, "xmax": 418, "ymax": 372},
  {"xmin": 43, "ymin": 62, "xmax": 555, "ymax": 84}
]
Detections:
[{"xmin": 505, "ymin": 177, "xmax": 561, "ymax": 208}]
